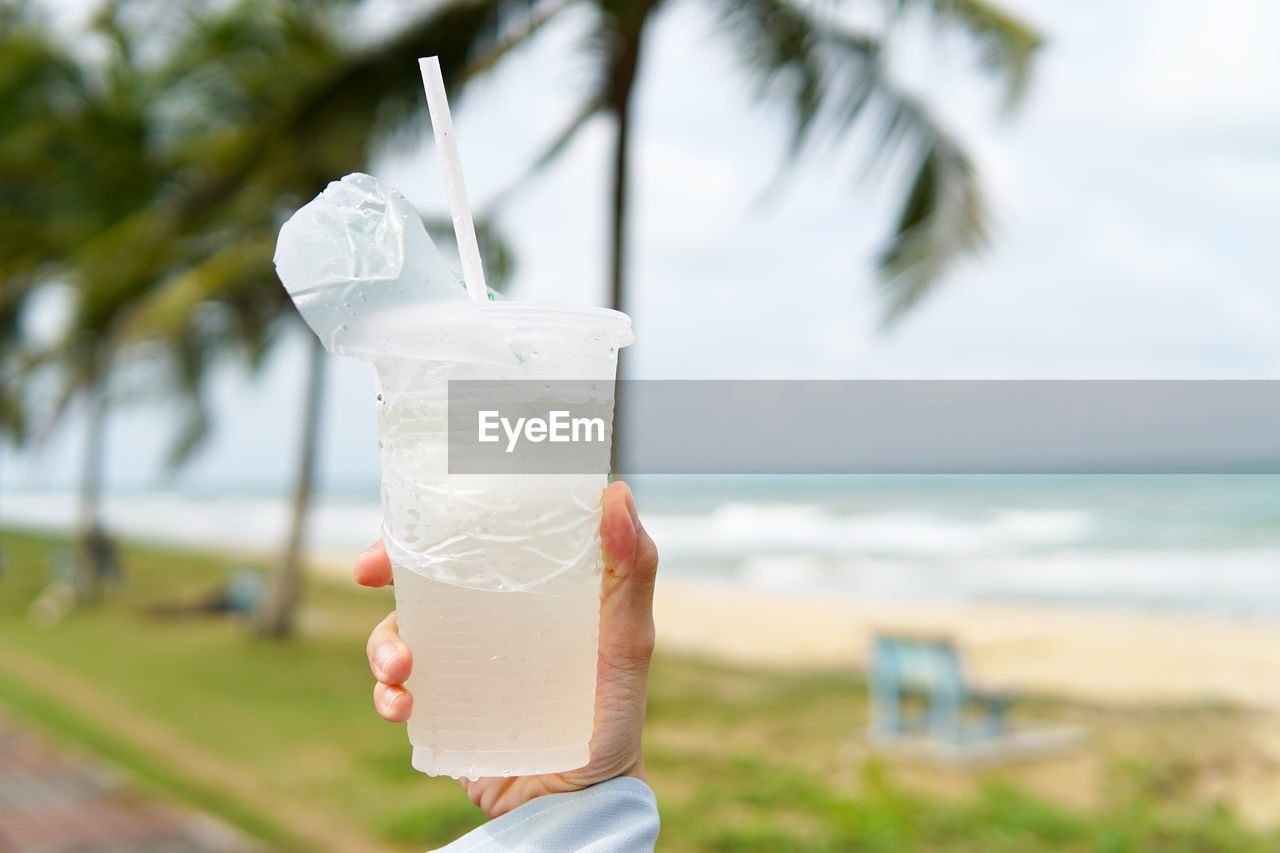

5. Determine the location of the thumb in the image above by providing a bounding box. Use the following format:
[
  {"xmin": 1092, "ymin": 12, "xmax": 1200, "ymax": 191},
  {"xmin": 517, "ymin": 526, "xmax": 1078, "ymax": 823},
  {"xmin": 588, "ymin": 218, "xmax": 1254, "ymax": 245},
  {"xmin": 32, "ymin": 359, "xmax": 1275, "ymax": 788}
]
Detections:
[{"xmin": 599, "ymin": 481, "xmax": 657, "ymax": 666}]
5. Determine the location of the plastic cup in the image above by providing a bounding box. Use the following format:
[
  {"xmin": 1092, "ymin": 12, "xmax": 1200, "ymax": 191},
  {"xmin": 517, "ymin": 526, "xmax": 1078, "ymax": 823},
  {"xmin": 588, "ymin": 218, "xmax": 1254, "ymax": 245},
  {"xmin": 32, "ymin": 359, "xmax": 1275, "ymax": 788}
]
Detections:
[{"xmin": 371, "ymin": 302, "xmax": 633, "ymax": 778}]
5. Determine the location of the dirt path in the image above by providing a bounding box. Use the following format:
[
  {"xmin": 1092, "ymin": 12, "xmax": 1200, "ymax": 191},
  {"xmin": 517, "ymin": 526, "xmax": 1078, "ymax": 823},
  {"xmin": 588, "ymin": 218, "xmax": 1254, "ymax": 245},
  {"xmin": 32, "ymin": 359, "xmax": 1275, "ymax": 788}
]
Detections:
[
  {"xmin": 0, "ymin": 643, "xmax": 399, "ymax": 853},
  {"xmin": 0, "ymin": 706, "xmax": 253, "ymax": 852}
]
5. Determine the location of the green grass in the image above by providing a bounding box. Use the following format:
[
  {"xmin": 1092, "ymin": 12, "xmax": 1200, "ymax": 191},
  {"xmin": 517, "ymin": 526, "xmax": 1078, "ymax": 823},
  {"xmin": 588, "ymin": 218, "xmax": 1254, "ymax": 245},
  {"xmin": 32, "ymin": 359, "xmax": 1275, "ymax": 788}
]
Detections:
[
  {"xmin": 0, "ymin": 671, "xmax": 299, "ymax": 847},
  {"xmin": 1, "ymin": 528, "xmax": 1278, "ymax": 851}
]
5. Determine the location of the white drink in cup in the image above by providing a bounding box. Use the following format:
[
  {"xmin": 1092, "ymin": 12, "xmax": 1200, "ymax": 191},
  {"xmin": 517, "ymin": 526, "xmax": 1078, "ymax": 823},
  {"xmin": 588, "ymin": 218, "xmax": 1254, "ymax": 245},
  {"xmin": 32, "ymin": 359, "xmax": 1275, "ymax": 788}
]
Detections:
[
  {"xmin": 373, "ymin": 303, "xmax": 632, "ymax": 777},
  {"xmin": 273, "ymin": 57, "xmax": 631, "ymax": 779}
]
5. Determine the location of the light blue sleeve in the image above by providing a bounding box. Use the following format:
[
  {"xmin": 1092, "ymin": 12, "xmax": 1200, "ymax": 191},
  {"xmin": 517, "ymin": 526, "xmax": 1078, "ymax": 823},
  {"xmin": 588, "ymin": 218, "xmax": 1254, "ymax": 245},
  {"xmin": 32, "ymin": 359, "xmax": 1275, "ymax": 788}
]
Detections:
[{"xmin": 432, "ymin": 777, "xmax": 659, "ymax": 853}]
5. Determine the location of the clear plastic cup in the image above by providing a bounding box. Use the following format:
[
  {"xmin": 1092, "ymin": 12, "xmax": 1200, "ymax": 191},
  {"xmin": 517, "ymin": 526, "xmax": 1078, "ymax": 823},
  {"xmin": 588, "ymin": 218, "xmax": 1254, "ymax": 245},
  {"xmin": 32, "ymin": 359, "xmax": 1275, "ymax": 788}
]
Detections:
[{"xmin": 372, "ymin": 303, "xmax": 633, "ymax": 778}]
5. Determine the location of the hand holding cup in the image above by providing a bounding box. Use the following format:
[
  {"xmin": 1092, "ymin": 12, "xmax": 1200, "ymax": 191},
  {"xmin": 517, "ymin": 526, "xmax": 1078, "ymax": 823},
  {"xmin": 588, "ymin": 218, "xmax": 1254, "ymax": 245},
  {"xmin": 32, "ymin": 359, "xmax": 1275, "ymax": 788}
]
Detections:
[{"xmin": 357, "ymin": 481, "xmax": 658, "ymax": 818}]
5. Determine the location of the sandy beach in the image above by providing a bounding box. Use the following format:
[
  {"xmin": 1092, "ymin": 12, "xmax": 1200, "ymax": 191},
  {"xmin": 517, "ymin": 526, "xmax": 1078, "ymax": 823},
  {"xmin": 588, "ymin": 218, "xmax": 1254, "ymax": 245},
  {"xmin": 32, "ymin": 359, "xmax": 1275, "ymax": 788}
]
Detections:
[
  {"xmin": 650, "ymin": 576, "xmax": 1280, "ymax": 711},
  {"xmin": 311, "ymin": 547, "xmax": 1280, "ymax": 712}
]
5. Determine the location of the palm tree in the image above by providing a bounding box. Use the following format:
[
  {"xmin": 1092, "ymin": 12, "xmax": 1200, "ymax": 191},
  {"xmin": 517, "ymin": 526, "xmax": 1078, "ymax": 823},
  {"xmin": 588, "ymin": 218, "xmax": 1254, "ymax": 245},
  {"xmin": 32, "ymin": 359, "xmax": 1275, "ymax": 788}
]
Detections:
[
  {"xmin": 21, "ymin": 0, "xmax": 1037, "ymax": 630},
  {"xmin": 121, "ymin": 0, "xmax": 1039, "ymax": 629},
  {"xmin": 0, "ymin": 2, "xmax": 79, "ymax": 559},
  {"xmin": 94, "ymin": 0, "xmax": 530, "ymax": 636},
  {"xmin": 0, "ymin": 3, "xmax": 169, "ymax": 595},
  {"xmin": 3, "ymin": 1, "xmax": 315, "ymax": 602},
  {"xmin": 0, "ymin": 2, "xmax": 104, "ymax": 447},
  {"xmin": 252, "ymin": 0, "xmax": 1041, "ymax": 469},
  {"xmin": 0, "ymin": 0, "xmax": 376, "ymax": 619}
]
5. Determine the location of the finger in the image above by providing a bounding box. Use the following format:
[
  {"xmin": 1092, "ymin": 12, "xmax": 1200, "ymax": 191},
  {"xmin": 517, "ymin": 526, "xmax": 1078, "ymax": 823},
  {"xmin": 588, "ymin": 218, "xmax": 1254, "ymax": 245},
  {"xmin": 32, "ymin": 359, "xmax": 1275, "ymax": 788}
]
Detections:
[
  {"xmin": 355, "ymin": 541, "xmax": 393, "ymax": 587},
  {"xmin": 624, "ymin": 484, "xmax": 658, "ymax": 576},
  {"xmin": 366, "ymin": 611, "xmax": 413, "ymax": 685},
  {"xmin": 374, "ymin": 681, "xmax": 412, "ymax": 722},
  {"xmin": 601, "ymin": 481, "xmax": 658, "ymax": 610},
  {"xmin": 600, "ymin": 482, "xmax": 635, "ymax": 573},
  {"xmin": 598, "ymin": 481, "xmax": 658, "ymax": 668}
]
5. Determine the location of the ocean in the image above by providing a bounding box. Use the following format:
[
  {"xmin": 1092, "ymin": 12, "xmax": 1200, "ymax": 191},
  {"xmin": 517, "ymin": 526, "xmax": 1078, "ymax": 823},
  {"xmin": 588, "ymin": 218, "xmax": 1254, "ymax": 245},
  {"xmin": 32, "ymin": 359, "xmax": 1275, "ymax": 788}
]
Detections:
[{"xmin": 3, "ymin": 475, "xmax": 1279, "ymax": 619}]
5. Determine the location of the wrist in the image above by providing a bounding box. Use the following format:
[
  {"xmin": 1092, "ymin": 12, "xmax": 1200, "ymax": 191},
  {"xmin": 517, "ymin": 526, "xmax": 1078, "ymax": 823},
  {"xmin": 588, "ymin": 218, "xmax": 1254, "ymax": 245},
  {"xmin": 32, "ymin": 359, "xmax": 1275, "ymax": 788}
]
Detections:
[{"xmin": 621, "ymin": 756, "xmax": 647, "ymax": 783}]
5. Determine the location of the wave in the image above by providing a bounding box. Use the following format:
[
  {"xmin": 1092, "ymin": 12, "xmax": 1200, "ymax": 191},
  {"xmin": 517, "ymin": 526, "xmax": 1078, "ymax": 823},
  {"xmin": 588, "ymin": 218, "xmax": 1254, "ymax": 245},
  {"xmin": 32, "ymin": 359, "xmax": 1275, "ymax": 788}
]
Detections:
[
  {"xmin": 1, "ymin": 491, "xmax": 382, "ymax": 555},
  {"xmin": 6, "ymin": 488, "xmax": 1278, "ymax": 618},
  {"xmin": 726, "ymin": 548, "xmax": 1280, "ymax": 618},
  {"xmin": 644, "ymin": 502, "xmax": 1095, "ymax": 560}
]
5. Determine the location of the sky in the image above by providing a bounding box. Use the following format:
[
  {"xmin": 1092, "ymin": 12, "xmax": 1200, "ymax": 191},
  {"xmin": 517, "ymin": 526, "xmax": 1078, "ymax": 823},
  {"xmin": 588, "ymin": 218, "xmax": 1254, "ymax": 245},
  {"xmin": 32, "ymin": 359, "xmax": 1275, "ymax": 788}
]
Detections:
[{"xmin": 5, "ymin": 0, "xmax": 1280, "ymax": 495}]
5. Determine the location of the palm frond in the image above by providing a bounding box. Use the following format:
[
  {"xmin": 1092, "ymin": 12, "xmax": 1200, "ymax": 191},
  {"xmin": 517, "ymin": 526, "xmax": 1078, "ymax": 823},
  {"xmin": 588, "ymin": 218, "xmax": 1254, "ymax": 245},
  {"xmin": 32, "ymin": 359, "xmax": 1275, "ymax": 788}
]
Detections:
[
  {"xmin": 893, "ymin": 0, "xmax": 1043, "ymax": 111},
  {"xmin": 876, "ymin": 131, "xmax": 987, "ymax": 326},
  {"xmin": 105, "ymin": 0, "xmax": 569, "ymax": 291},
  {"xmin": 712, "ymin": 0, "xmax": 829, "ymax": 156},
  {"xmin": 461, "ymin": 0, "xmax": 573, "ymax": 81},
  {"xmin": 117, "ymin": 228, "xmax": 277, "ymax": 343},
  {"xmin": 716, "ymin": 0, "xmax": 1021, "ymax": 325},
  {"xmin": 0, "ymin": 22, "xmax": 99, "ymax": 287},
  {"xmin": 234, "ymin": 0, "xmax": 567, "ymax": 182},
  {"xmin": 108, "ymin": 218, "xmax": 281, "ymax": 467}
]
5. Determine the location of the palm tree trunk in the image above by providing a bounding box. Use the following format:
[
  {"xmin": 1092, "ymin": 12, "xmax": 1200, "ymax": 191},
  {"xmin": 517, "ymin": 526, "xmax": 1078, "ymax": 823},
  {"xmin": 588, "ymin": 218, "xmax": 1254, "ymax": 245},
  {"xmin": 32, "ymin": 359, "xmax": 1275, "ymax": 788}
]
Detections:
[
  {"xmin": 75, "ymin": 358, "xmax": 108, "ymax": 602},
  {"xmin": 258, "ymin": 335, "xmax": 326, "ymax": 638},
  {"xmin": 605, "ymin": 5, "xmax": 652, "ymax": 476}
]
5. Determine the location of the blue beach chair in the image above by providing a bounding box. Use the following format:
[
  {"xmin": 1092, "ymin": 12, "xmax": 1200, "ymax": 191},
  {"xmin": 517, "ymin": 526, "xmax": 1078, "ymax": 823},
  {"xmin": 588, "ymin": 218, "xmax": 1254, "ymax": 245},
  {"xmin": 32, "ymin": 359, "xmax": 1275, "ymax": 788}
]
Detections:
[{"xmin": 869, "ymin": 633, "xmax": 1010, "ymax": 746}]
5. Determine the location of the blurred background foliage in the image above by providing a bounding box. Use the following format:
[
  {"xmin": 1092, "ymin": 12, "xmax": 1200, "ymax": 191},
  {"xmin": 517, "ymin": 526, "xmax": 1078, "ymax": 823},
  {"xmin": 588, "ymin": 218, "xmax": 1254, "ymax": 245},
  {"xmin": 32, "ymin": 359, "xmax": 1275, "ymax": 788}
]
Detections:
[{"xmin": 0, "ymin": 0, "xmax": 1039, "ymax": 632}]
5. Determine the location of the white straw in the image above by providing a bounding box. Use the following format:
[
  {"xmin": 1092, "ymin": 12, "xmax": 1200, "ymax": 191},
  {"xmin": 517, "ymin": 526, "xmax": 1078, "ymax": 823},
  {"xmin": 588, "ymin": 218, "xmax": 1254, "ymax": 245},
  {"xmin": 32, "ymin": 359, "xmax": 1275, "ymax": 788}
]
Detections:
[{"xmin": 418, "ymin": 56, "xmax": 488, "ymax": 304}]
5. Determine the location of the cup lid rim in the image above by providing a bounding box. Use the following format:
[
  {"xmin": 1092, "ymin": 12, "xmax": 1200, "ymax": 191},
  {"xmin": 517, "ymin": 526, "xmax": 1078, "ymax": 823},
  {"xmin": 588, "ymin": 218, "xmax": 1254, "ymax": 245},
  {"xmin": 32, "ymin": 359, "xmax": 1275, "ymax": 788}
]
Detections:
[{"xmin": 478, "ymin": 302, "xmax": 632, "ymax": 332}]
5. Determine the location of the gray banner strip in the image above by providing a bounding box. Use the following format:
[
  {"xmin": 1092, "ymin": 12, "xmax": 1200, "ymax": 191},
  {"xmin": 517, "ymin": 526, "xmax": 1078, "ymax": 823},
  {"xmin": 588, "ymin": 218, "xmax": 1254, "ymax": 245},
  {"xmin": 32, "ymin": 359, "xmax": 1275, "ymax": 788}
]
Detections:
[
  {"xmin": 448, "ymin": 380, "xmax": 1280, "ymax": 474},
  {"xmin": 618, "ymin": 380, "xmax": 1280, "ymax": 474}
]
